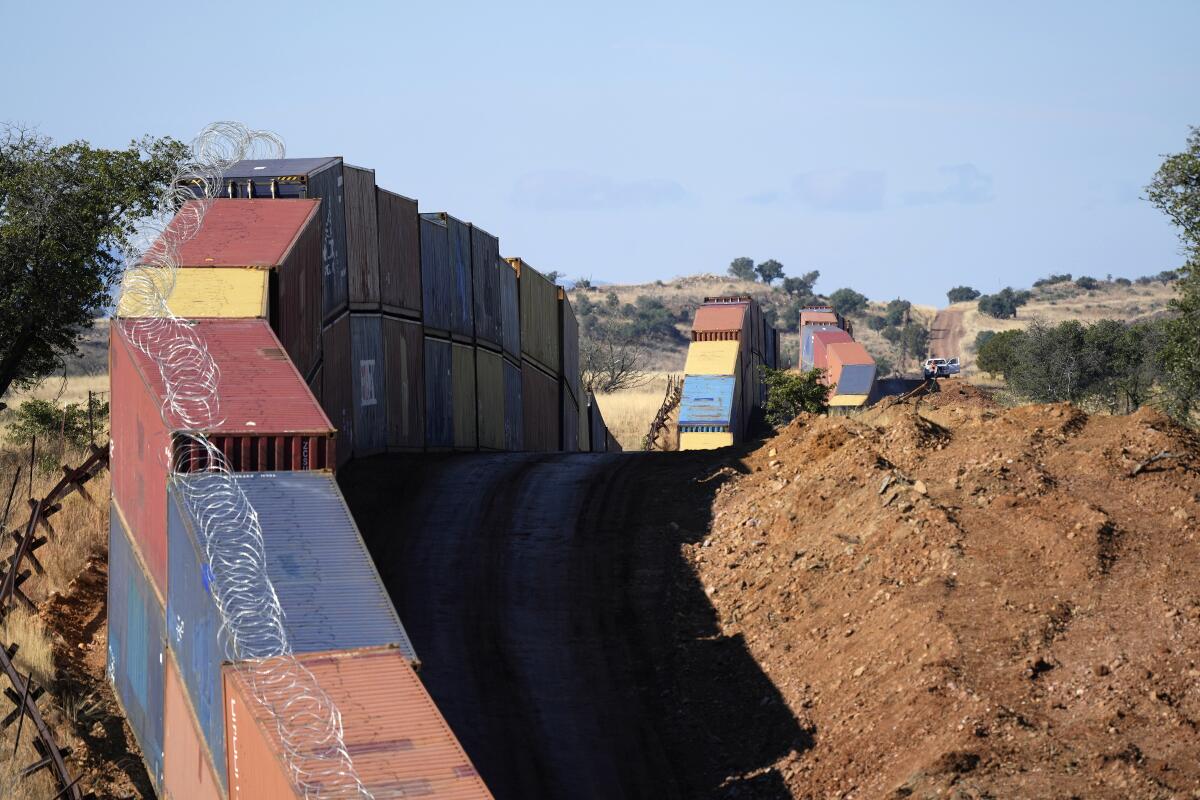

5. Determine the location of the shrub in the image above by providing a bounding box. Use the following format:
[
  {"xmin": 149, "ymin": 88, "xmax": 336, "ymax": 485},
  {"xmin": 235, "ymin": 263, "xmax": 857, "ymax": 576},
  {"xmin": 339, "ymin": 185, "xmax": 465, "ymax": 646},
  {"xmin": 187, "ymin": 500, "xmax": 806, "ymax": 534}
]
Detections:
[
  {"xmin": 1114, "ymin": 277, "xmax": 1132, "ymax": 287},
  {"xmin": 762, "ymin": 367, "xmax": 830, "ymax": 425},
  {"xmin": 946, "ymin": 286, "xmax": 981, "ymax": 303},
  {"xmin": 865, "ymin": 314, "xmax": 887, "ymax": 331},
  {"xmin": 1075, "ymin": 276, "xmax": 1101, "ymax": 290},
  {"xmin": 1033, "ymin": 273, "xmax": 1072, "ymax": 288},
  {"xmin": 978, "ymin": 287, "xmax": 1031, "ymax": 319},
  {"xmin": 883, "ymin": 298, "xmax": 911, "ymax": 326}
]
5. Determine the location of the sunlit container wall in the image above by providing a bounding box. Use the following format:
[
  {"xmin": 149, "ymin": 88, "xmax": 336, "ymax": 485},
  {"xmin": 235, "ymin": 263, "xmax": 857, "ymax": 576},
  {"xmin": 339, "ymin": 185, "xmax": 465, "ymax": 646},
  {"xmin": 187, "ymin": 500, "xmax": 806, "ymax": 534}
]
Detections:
[{"xmin": 163, "ymin": 652, "xmax": 224, "ymax": 800}]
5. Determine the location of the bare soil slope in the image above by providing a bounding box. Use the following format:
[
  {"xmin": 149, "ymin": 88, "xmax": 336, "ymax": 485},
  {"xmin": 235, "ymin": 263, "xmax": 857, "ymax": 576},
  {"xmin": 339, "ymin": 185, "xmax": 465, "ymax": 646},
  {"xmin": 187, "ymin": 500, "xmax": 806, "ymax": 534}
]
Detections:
[{"xmin": 690, "ymin": 387, "xmax": 1200, "ymax": 798}]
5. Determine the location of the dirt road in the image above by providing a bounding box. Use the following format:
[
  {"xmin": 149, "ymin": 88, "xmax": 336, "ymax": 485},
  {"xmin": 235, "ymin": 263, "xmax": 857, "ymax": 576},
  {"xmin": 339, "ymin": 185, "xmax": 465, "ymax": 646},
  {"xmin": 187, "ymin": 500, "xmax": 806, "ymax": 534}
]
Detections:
[
  {"xmin": 341, "ymin": 452, "xmax": 806, "ymax": 800},
  {"xmin": 928, "ymin": 307, "xmax": 964, "ymax": 360}
]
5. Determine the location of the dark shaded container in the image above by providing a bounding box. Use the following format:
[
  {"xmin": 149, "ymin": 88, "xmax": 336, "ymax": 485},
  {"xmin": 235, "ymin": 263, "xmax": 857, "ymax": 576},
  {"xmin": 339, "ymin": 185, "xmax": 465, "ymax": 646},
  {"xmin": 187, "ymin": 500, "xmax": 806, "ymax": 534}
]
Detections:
[
  {"xmin": 166, "ymin": 471, "xmax": 417, "ymax": 790},
  {"xmin": 199, "ymin": 157, "xmax": 349, "ymax": 322},
  {"xmin": 503, "ymin": 358, "xmax": 524, "ymax": 451},
  {"xmin": 419, "ymin": 214, "xmax": 451, "ymax": 334},
  {"xmin": 110, "ymin": 319, "xmax": 336, "ymax": 597},
  {"xmin": 424, "ymin": 336, "xmax": 453, "ymax": 449},
  {"xmin": 322, "ymin": 312, "xmax": 355, "ymax": 467},
  {"xmin": 558, "ymin": 287, "xmax": 580, "ymax": 404},
  {"xmin": 350, "ymin": 313, "xmax": 387, "ymax": 456},
  {"xmin": 522, "ymin": 359, "xmax": 559, "ymax": 451},
  {"xmin": 509, "ymin": 258, "xmax": 560, "ymax": 377},
  {"xmin": 377, "ymin": 188, "xmax": 422, "ymax": 319},
  {"xmin": 452, "ymin": 342, "xmax": 477, "ymax": 450},
  {"xmin": 345, "ymin": 165, "xmax": 380, "ymax": 310},
  {"xmin": 588, "ymin": 395, "xmax": 608, "ymax": 453},
  {"xmin": 499, "ymin": 256, "xmax": 521, "ymax": 362},
  {"xmin": 383, "ymin": 315, "xmax": 425, "ymax": 451},
  {"xmin": 446, "ymin": 214, "xmax": 475, "ymax": 341},
  {"xmin": 108, "ymin": 501, "xmax": 165, "ymax": 793},
  {"xmin": 306, "ymin": 361, "xmax": 323, "ymax": 405},
  {"xmin": 471, "ymin": 225, "xmax": 503, "ymax": 350},
  {"xmin": 578, "ymin": 389, "xmax": 590, "ymax": 451},
  {"xmin": 561, "ymin": 385, "xmax": 579, "ymax": 452},
  {"xmin": 475, "ymin": 347, "xmax": 505, "ymax": 451}
]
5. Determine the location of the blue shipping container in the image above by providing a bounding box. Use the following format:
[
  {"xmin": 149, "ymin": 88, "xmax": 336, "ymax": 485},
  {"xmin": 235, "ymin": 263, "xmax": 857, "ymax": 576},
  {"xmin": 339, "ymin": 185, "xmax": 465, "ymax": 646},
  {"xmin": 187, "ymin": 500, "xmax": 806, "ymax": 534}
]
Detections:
[
  {"xmin": 424, "ymin": 336, "xmax": 454, "ymax": 448},
  {"xmin": 446, "ymin": 215, "xmax": 475, "ymax": 339},
  {"xmin": 835, "ymin": 363, "xmax": 877, "ymax": 396},
  {"xmin": 679, "ymin": 375, "xmax": 738, "ymax": 426},
  {"xmin": 166, "ymin": 472, "xmax": 417, "ymax": 788},
  {"xmin": 108, "ymin": 502, "xmax": 165, "ymax": 792},
  {"xmin": 503, "ymin": 357, "xmax": 523, "ymax": 451},
  {"xmin": 420, "ymin": 214, "xmax": 452, "ymax": 333},
  {"xmin": 350, "ymin": 313, "xmax": 387, "ymax": 456}
]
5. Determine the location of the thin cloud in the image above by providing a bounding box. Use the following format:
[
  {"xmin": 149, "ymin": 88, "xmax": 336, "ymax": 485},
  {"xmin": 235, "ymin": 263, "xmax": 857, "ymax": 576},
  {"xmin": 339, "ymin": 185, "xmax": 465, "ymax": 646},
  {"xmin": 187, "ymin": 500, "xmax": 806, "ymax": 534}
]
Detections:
[
  {"xmin": 745, "ymin": 169, "xmax": 887, "ymax": 212},
  {"xmin": 513, "ymin": 170, "xmax": 688, "ymax": 211},
  {"xmin": 904, "ymin": 163, "xmax": 995, "ymax": 206}
]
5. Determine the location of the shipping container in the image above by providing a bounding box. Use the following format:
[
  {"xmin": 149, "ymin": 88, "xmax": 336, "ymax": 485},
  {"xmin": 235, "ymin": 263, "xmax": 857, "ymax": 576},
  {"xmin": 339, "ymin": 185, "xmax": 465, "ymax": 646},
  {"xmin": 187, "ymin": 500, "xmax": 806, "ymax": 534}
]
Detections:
[
  {"xmin": 475, "ymin": 347, "xmax": 505, "ymax": 451},
  {"xmin": 349, "ymin": 314, "xmax": 387, "ymax": 457},
  {"xmin": 193, "ymin": 158, "xmax": 348, "ymax": 322},
  {"xmin": 812, "ymin": 329, "xmax": 854, "ymax": 372},
  {"xmin": 382, "ymin": 315, "xmax": 425, "ymax": 451},
  {"xmin": 377, "ymin": 188, "xmax": 422, "ymax": 318},
  {"xmin": 826, "ymin": 341, "xmax": 876, "ymax": 406},
  {"xmin": 118, "ymin": 267, "xmax": 268, "ymax": 319},
  {"xmin": 558, "ymin": 287, "xmax": 580, "ymax": 404},
  {"xmin": 679, "ymin": 374, "xmax": 739, "ymax": 428},
  {"xmin": 499, "ymin": 256, "xmax": 521, "ymax": 362},
  {"xmin": 683, "ymin": 340, "xmax": 741, "ymax": 375},
  {"xmin": 446, "ymin": 214, "xmax": 475, "ymax": 341},
  {"xmin": 606, "ymin": 430, "xmax": 622, "ymax": 452},
  {"xmin": 509, "ymin": 258, "xmax": 560, "ymax": 376},
  {"xmin": 578, "ymin": 387, "xmax": 590, "ymax": 451},
  {"xmin": 424, "ymin": 336, "xmax": 453, "ymax": 449},
  {"xmin": 163, "ymin": 651, "xmax": 224, "ymax": 800},
  {"xmin": 108, "ymin": 502, "xmax": 165, "ymax": 793},
  {"xmin": 588, "ymin": 395, "xmax": 608, "ymax": 453},
  {"xmin": 138, "ymin": 198, "xmax": 324, "ymax": 380},
  {"xmin": 306, "ymin": 361, "xmax": 323, "ymax": 405},
  {"xmin": 561, "ymin": 386, "xmax": 579, "ymax": 452},
  {"xmin": 322, "ymin": 312, "xmax": 354, "ymax": 467},
  {"xmin": 452, "ymin": 342, "xmax": 477, "ymax": 450},
  {"xmin": 800, "ymin": 322, "xmax": 843, "ymax": 371},
  {"xmin": 110, "ymin": 319, "xmax": 336, "ymax": 596},
  {"xmin": 166, "ymin": 471, "xmax": 417, "ymax": 789},
  {"xmin": 503, "ymin": 357, "xmax": 524, "ymax": 451},
  {"xmin": 800, "ymin": 307, "xmax": 841, "ymax": 328},
  {"xmin": 691, "ymin": 303, "xmax": 750, "ymax": 342},
  {"xmin": 419, "ymin": 215, "xmax": 452, "ymax": 335},
  {"xmin": 345, "ymin": 165, "xmax": 380, "ymax": 310},
  {"xmin": 224, "ymin": 648, "xmax": 493, "ymax": 799},
  {"xmin": 521, "ymin": 359, "xmax": 559, "ymax": 451},
  {"xmin": 679, "ymin": 431, "xmax": 735, "ymax": 450},
  {"xmin": 471, "ymin": 226, "xmax": 503, "ymax": 350}
]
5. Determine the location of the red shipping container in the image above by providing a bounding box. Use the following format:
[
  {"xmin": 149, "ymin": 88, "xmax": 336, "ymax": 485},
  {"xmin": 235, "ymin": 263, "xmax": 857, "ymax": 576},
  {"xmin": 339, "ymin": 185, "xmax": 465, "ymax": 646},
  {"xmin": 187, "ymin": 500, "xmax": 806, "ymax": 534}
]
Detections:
[
  {"xmin": 811, "ymin": 329, "xmax": 854, "ymax": 372},
  {"xmin": 691, "ymin": 303, "xmax": 749, "ymax": 342},
  {"xmin": 163, "ymin": 651, "xmax": 224, "ymax": 800},
  {"xmin": 109, "ymin": 318, "xmax": 335, "ymax": 596}
]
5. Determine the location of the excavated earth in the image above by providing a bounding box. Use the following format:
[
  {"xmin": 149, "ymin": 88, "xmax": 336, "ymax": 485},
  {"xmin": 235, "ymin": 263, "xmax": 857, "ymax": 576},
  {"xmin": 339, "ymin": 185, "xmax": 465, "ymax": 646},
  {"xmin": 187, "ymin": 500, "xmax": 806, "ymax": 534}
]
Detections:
[{"xmin": 692, "ymin": 382, "xmax": 1200, "ymax": 798}]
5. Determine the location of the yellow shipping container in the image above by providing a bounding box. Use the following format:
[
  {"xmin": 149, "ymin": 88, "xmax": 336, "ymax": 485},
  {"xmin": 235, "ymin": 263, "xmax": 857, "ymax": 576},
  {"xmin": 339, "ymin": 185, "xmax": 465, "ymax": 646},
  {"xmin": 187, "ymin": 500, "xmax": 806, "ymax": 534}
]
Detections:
[
  {"xmin": 828, "ymin": 394, "xmax": 869, "ymax": 407},
  {"xmin": 679, "ymin": 431, "xmax": 734, "ymax": 450},
  {"xmin": 684, "ymin": 340, "xmax": 741, "ymax": 376},
  {"xmin": 117, "ymin": 267, "xmax": 268, "ymax": 319}
]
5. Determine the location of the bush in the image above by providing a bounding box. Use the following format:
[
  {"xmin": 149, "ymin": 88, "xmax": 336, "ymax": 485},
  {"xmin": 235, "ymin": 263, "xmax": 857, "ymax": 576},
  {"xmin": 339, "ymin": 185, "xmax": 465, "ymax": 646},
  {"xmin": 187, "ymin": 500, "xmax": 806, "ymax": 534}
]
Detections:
[
  {"xmin": 975, "ymin": 329, "xmax": 1023, "ymax": 377},
  {"xmin": 829, "ymin": 287, "xmax": 868, "ymax": 316},
  {"xmin": 865, "ymin": 314, "xmax": 887, "ymax": 331},
  {"xmin": 5, "ymin": 398, "xmax": 108, "ymax": 473},
  {"xmin": 874, "ymin": 355, "xmax": 894, "ymax": 377},
  {"xmin": 1075, "ymin": 276, "xmax": 1101, "ymax": 290},
  {"xmin": 978, "ymin": 287, "xmax": 1032, "ymax": 319},
  {"xmin": 762, "ymin": 367, "xmax": 830, "ymax": 425},
  {"xmin": 883, "ymin": 298, "xmax": 911, "ymax": 326},
  {"xmin": 946, "ymin": 286, "xmax": 981, "ymax": 303},
  {"xmin": 881, "ymin": 325, "xmax": 901, "ymax": 343},
  {"xmin": 1033, "ymin": 273, "xmax": 1072, "ymax": 288},
  {"xmin": 1114, "ymin": 277, "xmax": 1132, "ymax": 287},
  {"xmin": 974, "ymin": 330, "xmax": 997, "ymax": 350}
]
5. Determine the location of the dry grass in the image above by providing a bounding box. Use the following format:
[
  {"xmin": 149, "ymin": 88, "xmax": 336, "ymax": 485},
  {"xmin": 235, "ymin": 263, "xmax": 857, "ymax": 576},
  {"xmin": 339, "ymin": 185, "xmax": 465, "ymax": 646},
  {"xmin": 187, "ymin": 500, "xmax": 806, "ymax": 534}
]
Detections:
[{"xmin": 594, "ymin": 373, "xmax": 680, "ymax": 452}]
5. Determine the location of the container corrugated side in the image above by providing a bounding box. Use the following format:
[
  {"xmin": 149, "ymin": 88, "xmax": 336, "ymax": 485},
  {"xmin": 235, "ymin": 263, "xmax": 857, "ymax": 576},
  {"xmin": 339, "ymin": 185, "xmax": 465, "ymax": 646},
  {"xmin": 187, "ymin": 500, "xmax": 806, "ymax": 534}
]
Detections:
[
  {"xmin": 452, "ymin": 341, "xmax": 477, "ymax": 450},
  {"xmin": 499, "ymin": 256, "xmax": 521, "ymax": 362},
  {"xmin": 419, "ymin": 214, "xmax": 452, "ymax": 334},
  {"xmin": 118, "ymin": 267, "xmax": 268, "ymax": 319},
  {"xmin": 383, "ymin": 315, "xmax": 425, "ymax": 451},
  {"xmin": 578, "ymin": 388, "xmax": 590, "ymax": 451},
  {"xmin": 344, "ymin": 165, "xmax": 380, "ymax": 309},
  {"xmin": 167, "ymin": 472, "xmax": 418, "ymax": 789},
  {"xmin": 224, "ymin": 648, "xmax": 493, "ymax": 799},
  {"xmin": 812, "ymin": 329, "xmax": 854, "ymax": 372},
  {"xmin": 322, "ymin": 312, "xmax": 355, "ymax": 467},
  {"xmin": 446, "ymin": 214, "xmax": 475, "ymax": 340},
  {"xmin": 350, "ymin": 313, "xmax": 386, "ymax": 456},
  {"xmin": 510, "ymin": 258, "xmax": 560, "ymax": 376},
  {"xmin": 588, "ymin": 395, "xmax": 607, "ymax": 453},
  {"xmin": 424, "ymin": 336, "xmax": 453, "ymax": 449},
  {"xmin": 503, "ymin": 357, "xmax": 524, "ymax": 451},
  {"xmin": 692, "ymin": 304, "xmax": 748, "ymax": 339},
  {"xmin": 679, "ymin": 374, "xmax": 738, "ymax": 427},
  {"xmin": 558, "ymin": 288, "xmax": 580, "ymax": 403},
  {"xmin": 108, "ymin": 501, "xmax": 165, "ymax": 793},
  {"xmin": 475, "ymin": 347, "xmax": 505, "ymax": 451},
  {"xmin": 800, "ymin": 322, "xmax": 842, "ymax": 371},
  {"xmin": 684, "ymin": 340, "xmax": 741, "ymax": 376},
  {"xmin": 521, "ymin": 359, "xmax": 559, "ymax": 451},
  {"xmin": 163, "ymin": 650, "xmax": 224, "ymax": 800},
  {"xmin": 561, "ymin": 385, "xmax": 579, "ymax": 452},
  {"xmin": 471, "ymin": 226, "xmax": 502, "ymax": 349},
  {"xmin": 377, "ymin": 188, "xmax": 421, "ymax": 318}
]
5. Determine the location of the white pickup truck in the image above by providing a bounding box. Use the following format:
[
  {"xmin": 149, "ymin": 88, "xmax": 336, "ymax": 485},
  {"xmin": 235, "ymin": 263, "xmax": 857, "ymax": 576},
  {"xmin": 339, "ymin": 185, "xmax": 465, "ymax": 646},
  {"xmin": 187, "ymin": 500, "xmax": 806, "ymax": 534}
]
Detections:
[{"xmin": 923, "ymin": 357, "xmax": 961, "ymax": 379}]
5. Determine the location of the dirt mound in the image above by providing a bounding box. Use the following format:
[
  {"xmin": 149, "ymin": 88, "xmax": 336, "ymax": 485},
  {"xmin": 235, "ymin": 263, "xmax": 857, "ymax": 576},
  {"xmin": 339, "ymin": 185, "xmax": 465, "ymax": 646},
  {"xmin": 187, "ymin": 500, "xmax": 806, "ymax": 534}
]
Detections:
[{"xmin": 689, "ymin": 397, "xmax": 1200, "ymax": 798}]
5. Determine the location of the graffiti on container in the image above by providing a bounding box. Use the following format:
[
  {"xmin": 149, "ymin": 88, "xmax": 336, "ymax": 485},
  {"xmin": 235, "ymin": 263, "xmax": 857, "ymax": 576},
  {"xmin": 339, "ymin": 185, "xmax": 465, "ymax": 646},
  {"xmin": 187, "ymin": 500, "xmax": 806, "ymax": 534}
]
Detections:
[
  {"xmin": 360, "ymin": 359, "xmax": 378, "ymax": 406},
  {"xmin": 301, "ymin": 438, "xmax": 310, "ymax": 469}
]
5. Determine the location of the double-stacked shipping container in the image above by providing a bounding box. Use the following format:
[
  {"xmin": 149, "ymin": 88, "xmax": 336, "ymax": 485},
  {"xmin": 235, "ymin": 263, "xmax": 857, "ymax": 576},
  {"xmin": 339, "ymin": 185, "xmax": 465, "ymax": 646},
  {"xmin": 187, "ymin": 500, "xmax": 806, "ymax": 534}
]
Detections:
[{"xmin": 800, "ymin": 306, "xmax": 876, "ymax": 409}]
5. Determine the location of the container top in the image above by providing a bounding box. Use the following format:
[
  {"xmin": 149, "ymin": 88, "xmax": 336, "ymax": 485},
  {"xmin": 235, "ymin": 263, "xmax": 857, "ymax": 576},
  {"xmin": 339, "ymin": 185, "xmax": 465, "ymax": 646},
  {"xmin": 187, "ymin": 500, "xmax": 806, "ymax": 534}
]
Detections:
[
  {"xmin": 827, "ymin": 340, "xmax": 875, "ymax": 368},
  {"xmin": 115, "ymin": 319, "xmax": 333, "ymax": 435},
  {"xmin": 153, "ymin": 199, "xmax": 320, "ymax": 268},
  {"xmin": 679, "ymin": 374, "xmax": 737, "ymax": 425},
  {"xmin": 221, "ymin": 157, "xmax": 341, "ymax": 178},
  {"xmin": 693, "ymin": 304, "xmax": 748, "ymax": 333},
  {"xmin": 703, "ymin": 295, "xmax": 752, "ymax": 305},
  {"xmin": 811, "ymin": 329, "xmax": 854, "ymax": 348},
  {"xmin": 800, "ymin": 310, "xmax": 841, "ymax": 327},
  {"xmin": 170, "ymin": 472, "xmax": 417, "ymax": 662},
  {"xmin": 683, "ymin": 340, "xmax": 741, "ymax": 375},
  {"xmin": 802, "ymin": 304, "xmax": 834, "ymax": 312},
  {"xmin": 224, "ymin": 647, "xmax": 490, "ymax": 798}
]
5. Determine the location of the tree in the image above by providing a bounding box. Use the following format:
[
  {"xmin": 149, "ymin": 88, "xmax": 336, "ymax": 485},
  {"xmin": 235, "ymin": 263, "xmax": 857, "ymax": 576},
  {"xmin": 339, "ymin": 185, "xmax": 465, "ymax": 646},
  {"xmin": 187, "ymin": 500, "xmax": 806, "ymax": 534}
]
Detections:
[
  {"xmin": 754, "ymin": 258, "xmax": 785, "ymax": 285},
  {"xmin": 605, "ymin": 291, "xmax": 620, "ymax": 310},
  {"xmin": 828, "ymin": 287, "xmax": 868, "ymax": 316},
  {"xmin": 946, "ymin": 286, "xmax": 981, "ymax": 303},
  {"xmin": 977, "ymin": 287, "xmax": 1031, "ymax": 319},
  {"xmin": 728, "ymin": 257, "xmax": 756, "ymax": 281},
  {"xmin": 0, "ymin": 126, "xmax": 188, "ymax": 400},
  {"xmin": 544, "ymin": 270, "xmax": 562, "ymax": 283},
  {"xmin": 761, "ymin": 367, "xmax": 830, "ymax": 425},
  {"xmin": 975, "ymin": 329, "xmax": 1022, "ymax": 377},
  {"xmin": 883, "ymin": 298, "xmax": 911, "ymax": 326},
  {"xmin": 782, "ymin": 270, "xmax": 819, "ymax": 296},
  {"xmin": 1075, "ymin": 275, "xmax": 1100, "ymax": 290},
  {"xmin": 580, "ymin": 319, "xmax": 651, "ymax": 393}
]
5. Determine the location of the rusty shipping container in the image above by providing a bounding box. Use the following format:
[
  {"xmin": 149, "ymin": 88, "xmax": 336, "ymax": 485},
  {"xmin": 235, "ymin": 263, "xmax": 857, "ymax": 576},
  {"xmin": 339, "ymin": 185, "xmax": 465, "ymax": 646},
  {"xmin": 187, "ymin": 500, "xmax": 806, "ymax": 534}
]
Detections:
[
  {"xmin": 109, "ymin": 319, "xmax": 336, "ymax": 596},
  {"xmin": 691, "ymin": 302, "xmax": 750, "ymax": 343},
  {"xmin": 522, "ymin": 359, "xmax": 559, "ymax": 451},
  {"xmin": 503, "ymin": 357, "xmax": 523, "ymax": 451},
  {"xmin": 163, "ymin": 651, "xmax": 224, "ymax": 800},
  {"xmin": 424, "ymin": 336, "xmax": 453, "ymax": 449},
  {"xmin": 322, "ymin": 312, "xmax": 354, "ymax": 467},
  {"xmin": 419, "ymin": 214, "xmax": 452, "ymax": 334},
  {"xmin": 476, "ymin": 347, "xmax": 505, "ymax": 451},
  {"xmin": 499, "ymin": 255, "xmax": 521, "ymax": 362},
  {"xmin": 452, "ymin": 341, "xmax": 477, "ymax": 450},
  {"xmin": 471, "ymin": 225, "xmax": 503, "ymax": 350},
  {"xmin": 559, "ymin": 287, "xmax": 580, "ymax": 404},
  {"xmin": 350, "ymin": 314, "xmax": 387, "ymax": 457},
  {"xmin": 345, "ymin": 165, "xmax": 380, "ymax": 310},
  {"xmin": 377, "ymin": 188, "xmax": 422, "ymax": 318},
  {"xmin": 167, "ymin": 471, "xmax": 417, "ymax": 790},
  {"xmin": 108, "ymin": 502, "xmax": 165, "ymax": 793},
  {"xmin": 224, "ymin": 647, "xmax": 493, "ymax": 799},
  {"xmin": 382, "ymin": 315, "xmax": 425, "ymax": 451},
  {"xmin": 137, "ymin": 198, "xmax": 324, "ymax": 379},
  {"xmin": 196, "ymin": 157, "xmax": 349, "ymax": 322},
  {"xmin": 510, "ymin": 258, "xmax": 560, "ymax": 377}
]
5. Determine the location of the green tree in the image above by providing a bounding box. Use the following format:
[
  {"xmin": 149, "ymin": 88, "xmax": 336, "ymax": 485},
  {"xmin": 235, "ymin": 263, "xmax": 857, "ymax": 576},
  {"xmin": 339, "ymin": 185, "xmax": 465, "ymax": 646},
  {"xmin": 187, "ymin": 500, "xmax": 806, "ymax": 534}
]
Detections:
[
  {"xmin": 976, "ymin": 329, "xmax": 1023, "ymax": 377},
  {"xmin": 0, "ymin": 126, "xmax": 188, "ymax": 401},
  {"xmin": 754, "ymin": 258, "xmax": 785, "ymax": 285},
  {"xmin": 828, "ymin": 287, "xmax": 868, "ymax": 316},
  {"xmin": 977, "ymin": 287, "xmax": 1031, "ymax": 319},
  {"xmin": 728, "ymin": 256, "xmax": 756, "ymax": 281},
  {"xmin": 946, "ymin": 286, "xmax": 981, "ymax": 303},
  {"xmin": 1075, "ymin": 275, "xmax": 1100, "ymax": 290},
  {"xmin": 883, "ymin": 298, "xmax": 911, "ymax": 326},
  {"xmin": 761, "ymin": 367, "xmax": 830, "ymax": 425},
  {"xmin": 782, "ymin": 270, "xmax": 820, "ymax": 296},
  {"xmin": 544, "ymin": 270, "xmax": 562, "ymax": 283}
]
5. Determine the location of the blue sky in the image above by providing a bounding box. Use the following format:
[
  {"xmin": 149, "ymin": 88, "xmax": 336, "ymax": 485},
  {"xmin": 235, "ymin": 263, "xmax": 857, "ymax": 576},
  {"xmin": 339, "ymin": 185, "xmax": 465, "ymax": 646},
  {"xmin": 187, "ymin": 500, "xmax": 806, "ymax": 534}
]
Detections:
[{"xmin": 3, "ymin": 1, "xmax": 1197, "ymax": 305}]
